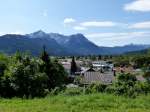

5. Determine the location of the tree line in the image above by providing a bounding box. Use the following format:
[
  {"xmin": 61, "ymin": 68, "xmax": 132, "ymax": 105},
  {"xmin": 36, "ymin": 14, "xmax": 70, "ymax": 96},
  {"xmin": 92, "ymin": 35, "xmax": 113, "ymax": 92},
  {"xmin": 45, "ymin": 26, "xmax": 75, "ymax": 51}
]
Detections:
[{"xmin": 0, "ymin": 47, "xmax": 68, "ymax": 98}]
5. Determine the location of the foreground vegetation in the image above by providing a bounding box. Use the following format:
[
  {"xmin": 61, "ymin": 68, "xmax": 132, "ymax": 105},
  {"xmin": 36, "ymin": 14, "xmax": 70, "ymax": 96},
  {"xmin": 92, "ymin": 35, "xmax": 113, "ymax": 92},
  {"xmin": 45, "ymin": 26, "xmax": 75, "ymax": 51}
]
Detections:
[
  {"xmin": 0, "ymin": 48, "xmax": 68, "ymax": 98},
  {"xmin": 1, "ymin": 93, "xmax": 150, "ymax": 112},
  {"xmin": 0, "ymin": 49, "xmax": 150, "ymax": 98},
  {"xmin": 0, "ymin": 48, "xmax": 150, "ymax": 111}
]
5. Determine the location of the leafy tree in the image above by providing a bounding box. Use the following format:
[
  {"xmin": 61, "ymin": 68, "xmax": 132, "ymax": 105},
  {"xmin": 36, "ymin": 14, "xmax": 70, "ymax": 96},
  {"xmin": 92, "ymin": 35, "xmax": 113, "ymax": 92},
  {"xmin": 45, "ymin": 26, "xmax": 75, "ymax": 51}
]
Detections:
[
  {"xmin": 4, "ymin": 55, "xmax": 48, "ymax": 98},
  {"xmin": 0, "ymin": 53, "xmax": 10, "ymax": 97},
  {"xmin": 113, "ymin": 73, "xmax": 138, "ymax": 98},
  {"xmin": 14, "ymin": 51, "xmax": 22, "ymax": 62},
  {"xmin": 132, "ymin": 56, "xmax": 150, "ymax": 68},
  {"xmin": 0, "ymin": 75, "xmax": 15, "ymax": 98},
  {"xmin": 49, "ymin": 60, "xmax": 67, "ymax": 88},
  {"xmin": 143, "ymin": 66, "xmax": 150, "ymax": 82},
  {"xmin": 0, "ymin": 49, "xmax": 68, "ymax": 98},
  {"xmin": 0, "ymin": 62, "xmax": 6, "ymax": 76}
]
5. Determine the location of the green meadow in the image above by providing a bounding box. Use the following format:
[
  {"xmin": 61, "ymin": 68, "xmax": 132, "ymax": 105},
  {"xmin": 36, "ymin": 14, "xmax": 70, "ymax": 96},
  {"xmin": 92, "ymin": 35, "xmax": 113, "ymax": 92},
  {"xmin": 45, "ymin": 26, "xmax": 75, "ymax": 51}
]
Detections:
[{"xmin": 0, "ymin": 93, "xmax": 150, "ymax": 112}]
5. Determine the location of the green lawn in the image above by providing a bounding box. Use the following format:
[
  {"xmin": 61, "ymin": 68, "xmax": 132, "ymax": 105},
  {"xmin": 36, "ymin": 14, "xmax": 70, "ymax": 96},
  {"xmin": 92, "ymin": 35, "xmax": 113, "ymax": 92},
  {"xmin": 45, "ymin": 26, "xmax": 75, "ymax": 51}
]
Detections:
[{"xmin": 0, "ymin": 93, "xmax": 150, "ymax": 112}]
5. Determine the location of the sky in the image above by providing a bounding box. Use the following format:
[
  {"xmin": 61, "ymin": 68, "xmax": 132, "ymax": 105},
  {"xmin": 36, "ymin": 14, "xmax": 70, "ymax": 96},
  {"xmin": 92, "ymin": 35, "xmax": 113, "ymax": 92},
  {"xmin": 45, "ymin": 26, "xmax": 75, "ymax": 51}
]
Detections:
[{"xmin": 0, "ymin": 0, "xmax": 150, "ymax": 46}]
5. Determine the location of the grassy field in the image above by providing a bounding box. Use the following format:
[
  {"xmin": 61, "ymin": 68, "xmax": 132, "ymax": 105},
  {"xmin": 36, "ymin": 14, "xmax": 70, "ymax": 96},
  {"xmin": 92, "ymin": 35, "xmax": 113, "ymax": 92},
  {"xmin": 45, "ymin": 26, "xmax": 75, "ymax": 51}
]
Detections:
[{"xmin": 0, "ymin": 93, "xmax": 150, "ymax": 112}]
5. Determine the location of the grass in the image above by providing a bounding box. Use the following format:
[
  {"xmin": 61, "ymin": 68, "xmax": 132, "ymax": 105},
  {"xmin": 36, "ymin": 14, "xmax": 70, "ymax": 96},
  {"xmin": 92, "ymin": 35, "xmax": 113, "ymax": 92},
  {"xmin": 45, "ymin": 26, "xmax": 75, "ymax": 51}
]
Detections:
[{"xmin": 0, "ymin": 93, "xmax": 150, "ymax": 112}]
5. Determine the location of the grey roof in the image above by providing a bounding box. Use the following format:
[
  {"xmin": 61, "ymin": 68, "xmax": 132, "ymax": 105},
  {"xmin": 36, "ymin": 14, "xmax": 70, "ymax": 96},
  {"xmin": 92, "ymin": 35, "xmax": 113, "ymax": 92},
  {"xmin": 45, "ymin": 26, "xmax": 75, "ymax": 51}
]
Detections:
[{"xmin": 81, "ymin": 72, "xmax": 114, "ymax": 84}]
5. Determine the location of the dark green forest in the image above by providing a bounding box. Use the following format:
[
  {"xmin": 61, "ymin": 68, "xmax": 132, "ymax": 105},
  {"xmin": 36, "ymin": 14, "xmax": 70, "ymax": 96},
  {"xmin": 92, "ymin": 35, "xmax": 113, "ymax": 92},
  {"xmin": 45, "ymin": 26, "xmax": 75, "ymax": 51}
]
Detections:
[{"xmin": 0, "ymin": 48, "xmax": 68, "ymax": 98}]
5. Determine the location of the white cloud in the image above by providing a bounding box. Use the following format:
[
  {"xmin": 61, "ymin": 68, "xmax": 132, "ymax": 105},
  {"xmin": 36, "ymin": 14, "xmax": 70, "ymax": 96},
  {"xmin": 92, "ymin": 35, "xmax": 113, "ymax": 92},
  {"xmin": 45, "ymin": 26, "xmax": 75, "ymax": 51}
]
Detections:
[
  {"xmin": 124, "ymin": 0, "xmax": 150, "ymax": 12},
  {"xmin": 0, "ymin": 32, "xmax": 3, "ymax": 36},
  {"xmin": 85, "ymin": 31, "xmax": 150, "ymax": 40},
  {"xmin": 0, "ymin": 31, "xmax": 24, "ymax": 36},
  {"xmin": 73, "ymin": 26, "xmax": 86, "ymax": 30},
  {"xmin": 63, "ymin": 18, "xmax": 76, "ymax": 24},
  {"xmin": 63, "ymin": 18, "xmax": 150, "ymax": 31},
  {"xmin": 86, "ymin": 33, "xmax": 126, "ymax": 38},
  {"xmin": 85, "ymin": 31, "xmax": 150, "ymax": 47},
  {"xmin": 10, "ymin": 31, "xmax": 24, "ymax": 35},
  {"xmin": 129, "ymin": 21, "xmax": 150, "ymax": 29},
  {"xmin": 80, "ymin": 21, "xmax": 116, "ymax": 27},
  {"xmin": 63, "ymin": 18, "xmax": 126, "ymax": 30},
  {"xmin": 85, "ymin": 31, "xmax": 150, "ymax": 46}
]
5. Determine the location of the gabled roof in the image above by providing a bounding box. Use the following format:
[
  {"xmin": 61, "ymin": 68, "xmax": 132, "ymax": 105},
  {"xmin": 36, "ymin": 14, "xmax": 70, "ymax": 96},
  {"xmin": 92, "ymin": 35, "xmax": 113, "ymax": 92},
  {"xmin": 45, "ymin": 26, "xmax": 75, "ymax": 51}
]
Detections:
[
  {"xmin": 86, "ymin": 68, "xmax": 96, "ymax": 72},
  {"xmin": 81, "ymin": 71, "xmax": 114, "ymax": 84}
]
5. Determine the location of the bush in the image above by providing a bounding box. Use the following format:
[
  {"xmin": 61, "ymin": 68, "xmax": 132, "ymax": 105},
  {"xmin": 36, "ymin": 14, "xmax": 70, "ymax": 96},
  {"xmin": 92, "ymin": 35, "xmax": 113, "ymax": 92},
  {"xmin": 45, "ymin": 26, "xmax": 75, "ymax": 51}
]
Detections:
[
  {"xmin": 49, "ymin": 86, "xmax": 66, "ymax": 96},
  {"xmin": 135, "ymin": 81, "xmax": 150, "ymax": 95},
  {"xmin": 112, "ymin": 73, "xmax": 138, "ymax": 98},
  {"xmin": 105, "ymin": 73, "xmax": 150, "ymax": 98},
  {"xmin": 84, "ymin": 82, "xmax": 107, "ymax": 94},
  {"xmin": 105, "ymin": 86, "xmax": 115, "ymax": 94},
  {"xmin": 62, "ymin": 87, "xmax": 83, "ymax": 96}
]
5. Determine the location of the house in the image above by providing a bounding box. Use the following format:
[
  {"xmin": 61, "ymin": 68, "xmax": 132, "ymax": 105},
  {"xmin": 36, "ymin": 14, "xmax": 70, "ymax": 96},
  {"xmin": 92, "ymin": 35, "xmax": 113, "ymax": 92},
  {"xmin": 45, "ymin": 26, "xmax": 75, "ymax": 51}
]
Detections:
[
  {"xmin": 61, "ymin": 61, "xmax": 81, "ymax": 75},
  {"xmin": 81, "ymin": 71, "xmax": 115, "ymax": 85},
  {"xmin": 61, "ymin": 61, "xmax": 71, "ymax": 74},
  {"xmin": 92, "ymin": 61, "xmax": 114, "ymax": 72}
]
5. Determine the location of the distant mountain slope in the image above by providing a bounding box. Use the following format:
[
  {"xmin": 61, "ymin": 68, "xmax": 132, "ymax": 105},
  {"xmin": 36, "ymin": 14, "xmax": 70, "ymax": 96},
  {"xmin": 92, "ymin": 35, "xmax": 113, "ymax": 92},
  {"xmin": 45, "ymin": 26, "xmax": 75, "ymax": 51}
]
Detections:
[
  {"xmin": 0, "ymin": 30, "xmax": 150, "ymax": 56},
  {"xmin": 0, "ymin": 33, "xmax": 68, "ymax": 56},
  {"xmin": 125, "ymin": 48, "xmax": 150, "ymax": 55},
  {"xmin": 50, "ymin": 33, "xmax": 105, "ymax": 55},
  {"xmin": 104, "ymin": 44, "xmax": 150, "ymax": 55}
]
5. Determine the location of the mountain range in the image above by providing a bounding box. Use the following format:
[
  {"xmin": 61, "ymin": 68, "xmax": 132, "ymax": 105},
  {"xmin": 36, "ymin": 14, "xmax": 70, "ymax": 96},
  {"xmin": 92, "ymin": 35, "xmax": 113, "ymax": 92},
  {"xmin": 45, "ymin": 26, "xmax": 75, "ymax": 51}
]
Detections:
[{"xmin": 0, "ymin": 30, "xmax": 150, "ymax": 56}]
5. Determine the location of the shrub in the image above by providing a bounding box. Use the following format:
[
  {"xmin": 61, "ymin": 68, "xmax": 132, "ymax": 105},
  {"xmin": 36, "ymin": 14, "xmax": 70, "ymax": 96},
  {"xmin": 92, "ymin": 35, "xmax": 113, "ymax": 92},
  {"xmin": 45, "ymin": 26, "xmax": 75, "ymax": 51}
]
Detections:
[
  {"xmin": 112, "ymin": 73, "xmax": 138, "ymax": 98},
  {"xmin": 105, "ymin": 86, "xmax": 115, "ymax": 94},
  {"xmin": 62, "ymin": 87, "xmax": 83, "ymax": 96},
  {"xmin": 135, "ymin": 81, "xmax": 150, "ymax": 95},
  {"xmin": 84, "ymin": 82, "xmax": 107, "ymax": 94},
  {"xmin": 50, "ymin": 86, "xmax": 66, "ymax": 96},
  {"xmin": 105, "ymin": 73, "xmax": 150, "ymax": 98}
]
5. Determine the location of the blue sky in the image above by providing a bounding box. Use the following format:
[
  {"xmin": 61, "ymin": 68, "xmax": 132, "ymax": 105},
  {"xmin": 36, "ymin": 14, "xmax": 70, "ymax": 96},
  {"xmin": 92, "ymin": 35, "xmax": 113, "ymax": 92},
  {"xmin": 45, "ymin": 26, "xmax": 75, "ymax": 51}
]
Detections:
[{"xmin": 0, "ymin": 0, "xmax": 150, "ymax": 46}]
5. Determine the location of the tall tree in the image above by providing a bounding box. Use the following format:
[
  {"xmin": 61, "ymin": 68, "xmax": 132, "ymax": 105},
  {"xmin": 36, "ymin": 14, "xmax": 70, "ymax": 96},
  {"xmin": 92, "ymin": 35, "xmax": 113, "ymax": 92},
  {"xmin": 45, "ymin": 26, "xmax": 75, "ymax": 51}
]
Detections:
[
  {"xmin": 40, "ymin": 45, "xmax": 52, "ymax": 89},
  {"xmin": 70, "ymin": 56, "xmax": 77, "ymax": 75},
  {"xmin": 40, "ymin": 45, "xmax": 50, "ymax": 63},
  {"xmin": 40, "ymin": 45, "xmax": 67, "ymax": 89}
]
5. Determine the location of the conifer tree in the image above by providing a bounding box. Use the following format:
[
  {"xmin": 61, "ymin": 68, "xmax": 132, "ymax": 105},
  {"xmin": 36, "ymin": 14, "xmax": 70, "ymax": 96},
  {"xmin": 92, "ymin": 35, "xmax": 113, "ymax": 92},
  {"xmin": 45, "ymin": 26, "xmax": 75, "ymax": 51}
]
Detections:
[
  {"xmin": 40, "ymin": 45, "xmax": 67, "ymax": 89},
  {"xmin": 40, "ymin": 45, "xmax": 50, "ymax": 63},
  {"xmin": 71, "ymin": 56, "xmax": 77, "ymax": 75},
  {"xmin": 40, "ymin": 45, "xmax": 52, "ymax": 89}
]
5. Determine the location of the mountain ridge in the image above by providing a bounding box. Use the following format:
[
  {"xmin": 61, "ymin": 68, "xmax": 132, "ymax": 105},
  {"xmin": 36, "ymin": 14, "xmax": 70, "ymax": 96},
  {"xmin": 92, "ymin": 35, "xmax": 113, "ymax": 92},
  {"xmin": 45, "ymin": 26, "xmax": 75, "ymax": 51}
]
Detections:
[{"xmin": 0, "ymin": 30, "xmax": 150, "ymax": 56}]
